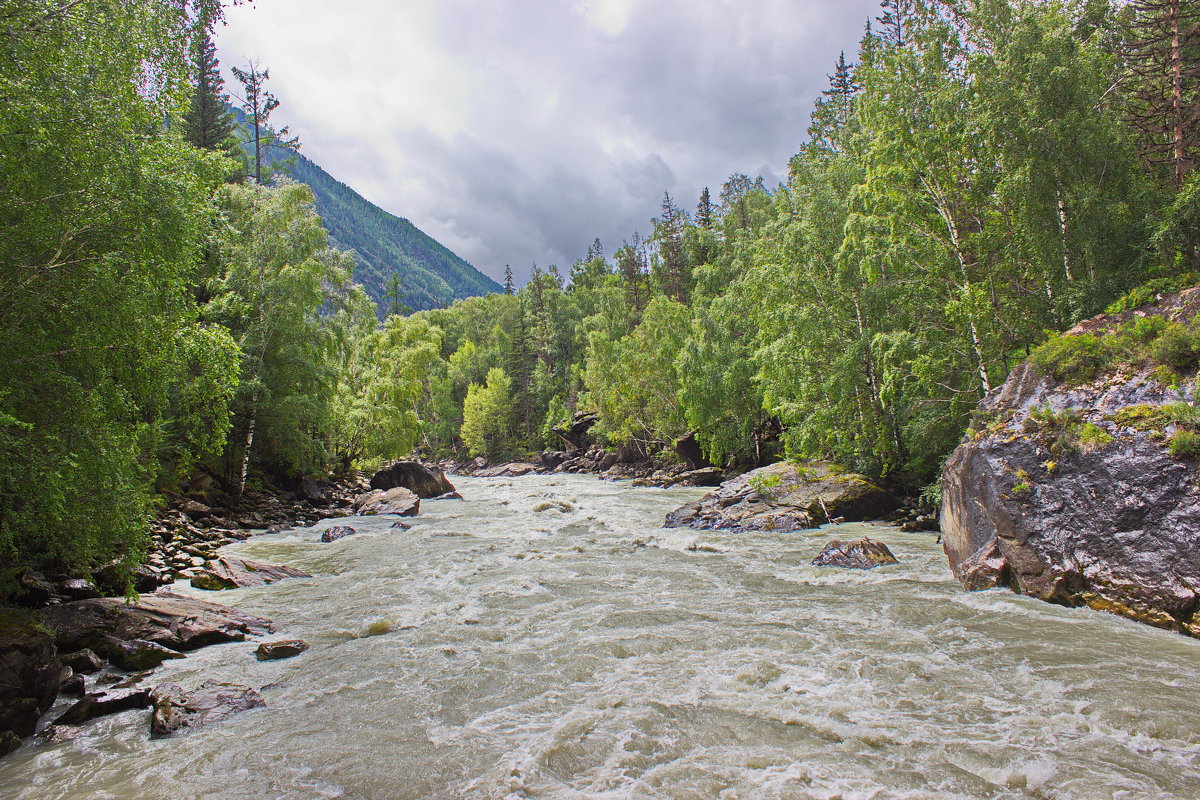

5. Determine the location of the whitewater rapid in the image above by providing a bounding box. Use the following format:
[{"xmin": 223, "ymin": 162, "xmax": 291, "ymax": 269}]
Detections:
[{"xmin": 3, "ymin": 474, "xmax": 1199, "ymax": 799}]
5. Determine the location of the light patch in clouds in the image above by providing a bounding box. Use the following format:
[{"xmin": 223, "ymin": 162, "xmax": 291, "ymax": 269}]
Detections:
[{"xmin": 217, "ymin": 0, "xmax": 881, "ymax": 284}]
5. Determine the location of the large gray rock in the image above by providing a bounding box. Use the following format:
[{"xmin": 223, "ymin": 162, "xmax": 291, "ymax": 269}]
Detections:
[
  {"xmin": 0, "ymin": 607, "xmax": 62, "ymax": 739},
  {"xmin": 665, "ymin": 461, "xmax": 901, "ymax": 532},
  {"xmin": 190, "ymin": 557, "xmax": 311, "ymax": 591},
  {"xmin": 38, "ymin": 593, "xmax": 274, "ymax": 670},
  {"xmin": 352, "ymin": 487, "xmax": 420, "ymax": 516},
  {"xmin": 474, "ymin": 462, "xmax": 538, "ymax": 478},
  {"xmin": 52, "ymin": 686, "xmax": 152, "ymax": 726},
  {"xmin": 369, "ymin": 461, "xmax": 455, "ymax": 498},
  {"xmin": 941, "ymin": 289, "xmax": 1200, "ymax": 637},
  {"xmin": 150, "ymin": 681, "xmax": 265, "ymax": 738}
]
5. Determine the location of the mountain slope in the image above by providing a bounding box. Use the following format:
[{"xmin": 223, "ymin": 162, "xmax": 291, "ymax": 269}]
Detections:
[{"xmin": 235, "ymin": 110, "xmax": 500, "ymax": 312}]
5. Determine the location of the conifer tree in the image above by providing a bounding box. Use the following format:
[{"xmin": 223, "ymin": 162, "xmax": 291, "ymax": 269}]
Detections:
[
  {"xmin": 695, "ymin": 187, "xmax": 714, "ymax": 230},
  {"xmin": 184, "ymin": 29, "xmax": 235, "ymax": 151},
  {"xmin": 503, "ymin": 264, "xmax": 515, "ymax": 295},
  {"xmin": 231, "ymin": 60, "xmax": 299, "ymax": 184}
]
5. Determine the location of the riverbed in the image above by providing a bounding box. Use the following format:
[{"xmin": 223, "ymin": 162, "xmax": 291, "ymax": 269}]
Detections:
[{"xmin": 3, "ymin": 474, "xmax": 1199, "ymax": 799}]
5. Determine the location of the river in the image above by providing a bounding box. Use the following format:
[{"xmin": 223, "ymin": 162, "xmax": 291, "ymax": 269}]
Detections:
[{"xmin": 3, "ymin": 474, "xmax": 1199, "ymax": 799}]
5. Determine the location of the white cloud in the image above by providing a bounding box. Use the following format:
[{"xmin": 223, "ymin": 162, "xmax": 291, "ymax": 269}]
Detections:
[{"xmin": 216, "ymin": 0, "xmax": 881, "ymax": 284}]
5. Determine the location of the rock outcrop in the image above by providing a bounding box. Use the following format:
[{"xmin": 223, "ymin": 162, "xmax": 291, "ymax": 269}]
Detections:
[
  {"xmin": 38, "ymin": 593, "xmax": 273, "ymax": 670},
  {"xmin": 369, "ymin": 461, "xmax": 455, "ymax": 498},
  {"xmin": 0, "ymin": 607, "xmax": 62, "ymax": 740},
  {"xmin": 255, "ymin": 639, "xmax": 309, "ymax": 661},
  {"xmin": 351, "ymin": 487, "xmax": 421, "ymax": 516},
  {"xmin": 812, "ymin": 537, "xmax": 899, "ymax": 569},
  {"xmin": 473, "ymin": 462, "xmax": 538, "ymax": 478},
  {"xmin": 149, "ymin": 681, "xmax": 265, "ymax": 738},
  {"xmin": 665, "ymin": 461, "xmax": 901, "ymax": 532},
  {"xmin": 941, "ymin": 288, "xmax": 1200, "ymax": 636},
  {"xmin": 189, "ymin": 557, "xmax": 311, "ymax": 591}
]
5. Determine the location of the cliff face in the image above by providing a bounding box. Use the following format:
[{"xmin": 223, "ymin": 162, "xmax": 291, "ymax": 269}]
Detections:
[{"xmin": 941, "ymin": 288, "xmax": 1200, "ymax": 637}]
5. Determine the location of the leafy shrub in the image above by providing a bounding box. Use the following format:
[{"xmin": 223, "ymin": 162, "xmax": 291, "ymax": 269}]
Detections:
[
  {"xmin": 748, "ymin": 471, "xmax": 783, "ymax": 495},
  {"xmin": 1031, "ymin": 316, "xmax": 1200, "ymax": 384},
  {"xmin": 1030, "ymin": 334, "xmax": 1111, "ymax": 383},
  {"xmin": 1079, "ymin": 423, "xmax": 1115, "ymax": 453},
  {"xmin": 1105, "ymin": 274, "xmax": 1200, "ymax": 313},
  {"xmin": 1023, "ymin": 406, "xmax": 1083, "ymax": 454},
  {"xmin": 1149, "ymin": 323, "xmax": 1200, "ymax": 373}
]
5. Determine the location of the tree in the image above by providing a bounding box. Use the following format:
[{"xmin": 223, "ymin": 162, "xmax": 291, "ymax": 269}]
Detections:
[
  {"xmin": 231, "ymin": 60, "xmax": 299, "ymax": 185},
  {"xmin": 503, "ymin": 264, "xmax": 515, "ymax": 295},
  {"xmin": 1122, "ymin": 0, "xmax": 1200, "ymax": 187},
  {"xmin": 695, "ymin": 187, "xmax": 714, "ymax": 230},
  {"xmin": 461, "ymin": 368, "xmax": 515, "ymax": 458},
  {"xmin": 652, "ymin": 192, "xmax": 691, "ymax": 303},
  {"xmin": 184, "ymin": 28, "xmax": 235, "ymax": 152}
]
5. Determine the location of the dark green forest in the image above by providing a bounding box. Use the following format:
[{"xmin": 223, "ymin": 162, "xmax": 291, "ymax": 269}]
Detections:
[{"xmin": 1, "ymin": 0, "xmax": 1198, "ymax": 588}]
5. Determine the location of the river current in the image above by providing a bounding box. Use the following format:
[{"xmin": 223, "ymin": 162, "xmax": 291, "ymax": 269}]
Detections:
[{"xmin": 3, "ymin": 474, "xmax": 1200, "ymax": 799}]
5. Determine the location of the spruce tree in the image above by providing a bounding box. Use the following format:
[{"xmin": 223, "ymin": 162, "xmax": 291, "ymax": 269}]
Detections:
[
  {"xmin": 695, "ymin": 187, "xmax": 714, "ymax": 230},
  {"xmin": 184, "ymin": 30, "xmax": 234, "ymax": 151},
  {"xmin": 503, "ymin": 264, "xmax": 515, "ymax": 294},
  {"xmin": 231, "ymin": 60, "xmax": 299, "ymax": 184}
]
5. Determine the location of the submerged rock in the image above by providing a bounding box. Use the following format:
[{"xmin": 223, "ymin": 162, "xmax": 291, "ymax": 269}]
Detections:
[
  {"xmin": 190, "ymin": 557, "xmax": 311, "ymax": 591},
  {"xmin": 38, "ymin": 593, "xmax": 274, "ymax": 670},
  {"xmin": 942, "ymin": 288, "xmax": 1200, "ymax": 636},
  {"xmin": 0, "ymin": 607, "xmax": 62, "ymax": 740},
  {"xmin": 149, "ymin": 681, "xmax": 265, "ymax": 738},
  {"xmin": 665, "ymin": 461, "xmax": 901, "ymax": 532},
  {"xmin": 369, "ymin": 461, "xmax": 455, "ymax": 498},
  {"xmin": 352, "ymin": 487, "xmax": 420, "ymax": 517},
  {"xmin": 434, "ymin": 491, "xmax": 464, "ymax": 500},
  {"xmin": 812, "ymin": 537, "xmax": 899, "ymax": 569},
  {"xmin": 255, "ymin": 639, "xmax": 309, "ymax": 661}
]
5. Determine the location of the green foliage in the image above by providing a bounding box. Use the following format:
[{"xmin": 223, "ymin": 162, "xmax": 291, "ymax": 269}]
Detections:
[
  {"xmin": 747, "ymin": 472, "xmax": 783, "ymax": 496},
  {"xmin": 1030, "ymin": 334, "xmax": 1113, "ymax": 383},
  {"xmin": 1079, "ymin": 422, "xmax": 1116, "ymax": 453},
  {"xmin": 1033, "ymin": 317, "xmax": 1200, "ymax": 384},
  {"xmin": 461, "ymin": 368, "xmax": 515, "ymax": 459},
  {"xmin": 1022, "ymin": 406, "xmax": 1085, "ymax": 454},
  {"xmin": 1168, "ymin": 430, "xmax": 1200, "ymax": 459},
  {"xmin": 1105, "ymin": 274, "xmax": 1200, "ymax": 313}
]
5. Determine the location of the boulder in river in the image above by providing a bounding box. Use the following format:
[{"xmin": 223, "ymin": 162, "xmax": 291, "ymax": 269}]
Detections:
[
  {"xmin": 812, "ymin": 537, "xmax": 899, "ymax": 569},
  {"xmin": 941, "ymin": 287, "xmax": 1200, "ymax": 637},
  {"xmin": 149, "ymin": 681, "xmax": 265, "ymax": 738},
  {"xmin": 38, "ymin": 593, "xmax": 274, "ymax": 669},
  {"xmin": 52, "ymin": 686, "xmax": 152, "ymax": 726},
  {"xmin": 190, "ymin": 557, "xmax": 311, "ymax": 591},
  {"xmin": 0, "ymin": 607, "xmax": 62, "ymax": 739},
  {"xmin": 255, "ymin": 639, "xmax": 309, "ymax": 661},
  {"xmin": 60, "ymin": 649, "xmax": 104, "ymax": 674},
  {"xmin": 352, "ymin": 487, "xmax": 420, "ymax": 516},
  {"xmin": 474, "ymin": 462, "xmax": 538, "ymax": 478},
  {"xmin": 665, "ymin": 460, "xmax": 901, "ymax": 532},
  {"xmin": 320, "ymin": 525, "xmax": 358, "ymax": 543},
  {"xmin": 369, "ymin": 461, "xmax": 455, "ymax": 498}
]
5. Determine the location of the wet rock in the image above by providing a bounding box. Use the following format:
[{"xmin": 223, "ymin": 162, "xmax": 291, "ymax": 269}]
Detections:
[
  {"xmin": 474, "ymin": 462, "xmax": 537, "ymax": 478},
  {"xmin": 665, "ymin": 461, "xmax": 901, "ymax": 532},
  {"xmin": 812, "ymin": 537, "xmax": 899, "ymax": 569},
  {"xmin": 369, "ymin": 461, "xmax": 455, "ymax": 498},
  {"xmin": 53, "ymin": 687, "xmax": 152, "ymax": 726},
  {"xmin": 59, "ymin": 673, "xmax": 86, "ymax": 697},
  {"xmin": 941, "ymin": 288, "xmax": 1200, "ymax": 637},
  {"xmin": 38, "ymin": 593, "xmax": 273, "ymax": 669},
  {"xmin": 352, "ymin": 487, "xmax": 420, "ymax": 516},
  {"xmin": 60, "ymin": 648, "xmax": 104, "ymax": 674},
  {"xmin": 673, "ymin": 431, "xmax": 710, "ymax": 470},
  {"xmin": 190, "ymin": 557, "xmax": 311, "ymax": 591},
  {"xmin": 255, "ymin": 639, "xmax": 309, "ymax": 661},
  {"xmin": 57, "ymin": 578, "xmax": 100, "ymax": 601},
  {"xmin": 0, "ymin": 607, "xmax": 62, "ymax": 738},
  {"xmin": 552, "ymin": 411, "xmax": 598, "ymax": 452},
  {"xmin": 177, "ymin": 499, "xmax": 212, "ymax": 519},
  {"xmin": 434, "ymin": 491, "xmax": 464, "ymax": 500},
  {"xmin": 149, "ymin": 681, "xmax": 265, "ymax": 738},
  {"xmin": 675, "ymin": 467, "xmax": 725, "ymax": 487},
  {"xmin": 390, "ymin": 521, "xmax": 413, "ymax": 530},
  {"xmin": 11, "ymin": 569, "xmax": 54, "ymax": 608},
  {"xmin": 0, "ymin": 729, "xmax": 20, "ymax": 756},
  {"xmin": 320, "ymin": 525, "xmax": 357, "ymax": 543},
  {"xmin": 132, "ymin": 565, "xmax": 162, "ymax": 593},
  {"xmin": 299, "ymin": 476, "xmax": 328, "ymax": 505}
]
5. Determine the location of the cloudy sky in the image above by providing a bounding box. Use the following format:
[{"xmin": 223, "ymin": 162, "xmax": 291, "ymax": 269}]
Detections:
[{"xmin": 216, "ymin": 0, "xmax": 881, "ymax": 285}]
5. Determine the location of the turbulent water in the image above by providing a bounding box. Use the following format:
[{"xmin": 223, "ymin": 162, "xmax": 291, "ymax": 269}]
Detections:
[{"xmin": 4, "ymin": 474, "xmax": 1200, "ymax": 799}]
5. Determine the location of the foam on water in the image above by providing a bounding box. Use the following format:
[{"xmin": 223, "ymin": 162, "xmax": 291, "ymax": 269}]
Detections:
[{"xmin": 3, "ymin": 473, "xmax": 1200, "ymax": 799}]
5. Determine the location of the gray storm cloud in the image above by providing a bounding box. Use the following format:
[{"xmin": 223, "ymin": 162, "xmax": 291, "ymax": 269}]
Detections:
[{"xmin": 217, "ymin": 0, "xmax": 881, "ymax": 285}]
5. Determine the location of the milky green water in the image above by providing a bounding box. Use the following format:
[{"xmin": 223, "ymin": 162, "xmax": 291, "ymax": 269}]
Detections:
[{"xmin": 3, "ymin": 474, "xmax": 1199, "ymax": 799}]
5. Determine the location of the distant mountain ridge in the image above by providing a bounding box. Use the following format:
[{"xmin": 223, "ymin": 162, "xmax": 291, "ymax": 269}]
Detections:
[{"xmin": 234, "ymin": 109, "xmax": 501, "ymax": 312}]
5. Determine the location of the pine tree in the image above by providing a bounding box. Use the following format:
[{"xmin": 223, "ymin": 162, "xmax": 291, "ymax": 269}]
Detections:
[
  {"xmin": 877, "ymin": 0, "xmax": 916, "ymax": 47},
  {"xmin": 503, "ymin": 264, "xmax": 515, "ymax": 294},
  {"xmin": 695, "ymin": 187, "xmax": 714, "ymax": 230},
  {"xmin": 653, "ymin": 192, "xmax": 690, "ymax": 303},
  {"xmin": 1122, "ymin": 0, "xmax": 1200, "ymax": 186},
  {"xmin": 184, "ymin": 30, "xmax": 234, "ymax": 151},
  {"xmin": 231, "ymin": 60, "xmax": 299, "ymax": 184}
]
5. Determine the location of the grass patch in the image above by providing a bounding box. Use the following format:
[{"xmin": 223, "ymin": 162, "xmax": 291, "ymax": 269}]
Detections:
[
  {"xmin": 1030, "ymin": 315, "xmax": 1200, "ymax": 385},
  {"xmin": 1104, "ymin": 274, "xmax": 1200, "ymax": 314},
  {"xmin": 1079, "ymin": 423, "xmax": 1115, "ymax": 453},
  {"xmin": 1168, "ymin": 430, "xmax": 1200, "ymax": 458}
]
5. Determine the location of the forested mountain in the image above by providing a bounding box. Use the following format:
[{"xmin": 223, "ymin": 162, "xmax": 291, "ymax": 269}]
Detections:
[{"xmin": 232, "ymin": 108, "xmax": 501, "ymax": 313}]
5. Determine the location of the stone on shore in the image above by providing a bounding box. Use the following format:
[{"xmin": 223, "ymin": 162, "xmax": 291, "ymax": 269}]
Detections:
[
  {"xmin": 352, "ymin": 487, "xmax": 420, "ymax": 517},
  {"xmin": 52, "ymin": 687, "xmax": 152, "ymax": 726},
  {"xmin": 38, "ymin": 593, "xmax": 274, "ymax": 671},
  {"xmin": 665, "ymin": 461, "xmax": 901, "ymax": 532},
  {"xmin": 0, "ymin": 607, "xmax": 62, "ymax": 739},
  {"xmin": 812, "ymin": 537, "xmax": 899, "ymax": 569},
  {"xmin": 150, "ymin": 681, "xmax": 265, "ymax": 738},
  {"xmin": 190, "ymin": 557, "xmax": 311, "ymax": 591},
  {"xmin": 473, "ymin": 462, "xmax": 537, "ymax": 478},
  {"xmin": 369, "ymin": 461, "xmax": 455, "ymax": 498}
]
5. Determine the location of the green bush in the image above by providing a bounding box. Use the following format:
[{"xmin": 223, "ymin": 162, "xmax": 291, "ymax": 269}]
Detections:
[
  {"xmin": 1105, "ymin": 274, "xmax": 1200, "ymax": 314},
  {"xmin": 1030, "ymin": 334, "xmax": 1112, "ymax": 383},
  {"xmin": 1168, "ymin": 430, "xmax": 1200, "ymax": 458},
  {"xmin": 1079, "ymin": 423, "xmax": 1115, "ymax": 452}
]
